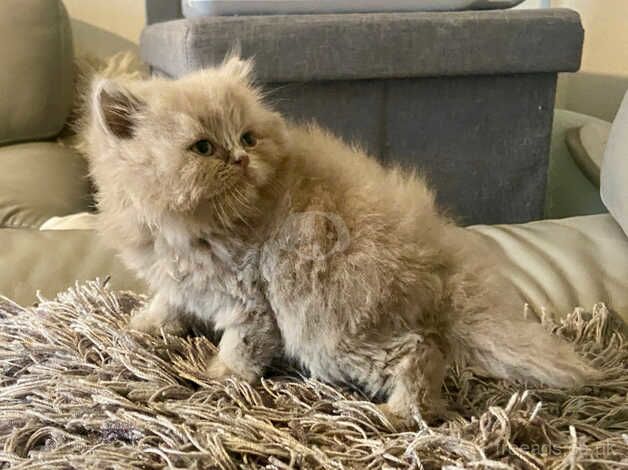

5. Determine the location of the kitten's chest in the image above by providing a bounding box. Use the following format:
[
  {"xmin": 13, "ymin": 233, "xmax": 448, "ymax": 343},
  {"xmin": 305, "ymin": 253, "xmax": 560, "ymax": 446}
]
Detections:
[{"xmin": 154, "ymin": 233, "xmax": 265, "ymax": 321}]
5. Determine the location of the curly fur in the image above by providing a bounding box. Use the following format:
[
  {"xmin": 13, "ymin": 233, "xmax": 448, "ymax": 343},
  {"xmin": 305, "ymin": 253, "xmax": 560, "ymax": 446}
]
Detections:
[{"xmin": 82, "ymin": 56, "xmax": 599, "ymax": 422}]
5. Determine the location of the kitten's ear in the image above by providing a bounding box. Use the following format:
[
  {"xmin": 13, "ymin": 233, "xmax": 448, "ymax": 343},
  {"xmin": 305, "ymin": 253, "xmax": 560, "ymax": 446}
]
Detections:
[
  {"xmin": 221, "ymin": 53, "xmax": 254, "ymax": 84},
  {"xmin": 93, "ymin": 79, "xmax": 144, "ymax": 139}
]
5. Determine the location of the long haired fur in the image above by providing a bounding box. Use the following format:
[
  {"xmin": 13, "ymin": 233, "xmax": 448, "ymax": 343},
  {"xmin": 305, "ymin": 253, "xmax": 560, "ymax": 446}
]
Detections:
[{"xmin": 82, "ymin": 56, "xmax": 598, "ymax": 422}]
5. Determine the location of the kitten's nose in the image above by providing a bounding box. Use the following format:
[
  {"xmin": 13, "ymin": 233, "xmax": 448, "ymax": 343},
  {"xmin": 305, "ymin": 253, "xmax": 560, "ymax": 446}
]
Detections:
[{"xmin": 231, "ymin": 151, "xmax": 250, "ymax": 169}]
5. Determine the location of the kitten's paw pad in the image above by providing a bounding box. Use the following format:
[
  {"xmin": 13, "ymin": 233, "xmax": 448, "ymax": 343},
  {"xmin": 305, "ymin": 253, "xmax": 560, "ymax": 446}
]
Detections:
[
  {"xmin": 206, "ymin": 356, "xmax": 259, "ymax": 383},
  {"xmin": 376, "ymin": 403, "xmax": 411, "ymax": 430},
  {"xmin": 377, "ymin": 402, "xmax": 448, "ymax": 428},
  {"xmin": 128, "ymin": 309, "xmax": 185, "ymax": 336},
  {"xmin": 206, "ymin": 356, "xmax": 238, "ymax": 381}
]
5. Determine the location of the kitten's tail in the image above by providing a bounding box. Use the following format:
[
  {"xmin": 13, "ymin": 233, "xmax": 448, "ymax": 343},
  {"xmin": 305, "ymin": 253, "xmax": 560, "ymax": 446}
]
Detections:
[{"xmin": 448, "ymin": 274, "xmax": 600, "ymax": 388}]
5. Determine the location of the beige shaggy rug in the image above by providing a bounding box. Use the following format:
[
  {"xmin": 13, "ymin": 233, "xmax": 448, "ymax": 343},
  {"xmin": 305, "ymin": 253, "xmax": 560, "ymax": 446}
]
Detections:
[{"xmin": 0, "ymin": 280, "xmax": 626, "ymax": 469}]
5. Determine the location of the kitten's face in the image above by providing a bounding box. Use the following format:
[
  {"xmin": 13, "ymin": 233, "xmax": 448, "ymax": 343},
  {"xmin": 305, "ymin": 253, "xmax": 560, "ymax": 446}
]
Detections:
[{"xmin": 89, "ymin": 57, "xmax": 287, "ymax": 226}]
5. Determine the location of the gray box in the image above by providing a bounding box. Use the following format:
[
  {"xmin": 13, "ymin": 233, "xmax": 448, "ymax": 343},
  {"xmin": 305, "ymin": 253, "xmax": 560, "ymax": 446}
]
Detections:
[{"xmin": 141, "ymin": 7, "xmax": 583, "ymax": 224}]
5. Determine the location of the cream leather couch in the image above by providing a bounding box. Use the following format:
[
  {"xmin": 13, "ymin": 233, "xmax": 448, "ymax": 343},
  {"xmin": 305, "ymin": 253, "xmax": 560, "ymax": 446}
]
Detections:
[
  {"xmin": 1, "ymin": 0, "xmax": 626, "ymax": 322},
  {"xmin": 0, "ymin": 0, "xmax": 143, "ymax": 304},
  {"xmin": 469, "ymin": 214, "xmax": 627, "ymax": 320}
]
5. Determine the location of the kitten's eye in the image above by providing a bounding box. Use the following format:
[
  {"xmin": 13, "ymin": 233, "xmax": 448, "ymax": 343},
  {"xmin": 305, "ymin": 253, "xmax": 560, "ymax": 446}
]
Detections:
[
  {"xmin": 191, "ymin": 139, "xmax": 214, "ymax": 156},
  {"xmin": 241, "ymin": 131, "xmax": 257, "ymax": 148}
]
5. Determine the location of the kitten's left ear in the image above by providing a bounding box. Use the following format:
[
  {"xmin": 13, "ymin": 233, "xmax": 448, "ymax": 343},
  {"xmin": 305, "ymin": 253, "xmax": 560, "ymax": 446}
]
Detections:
[
  {"xmin": 93, "ymin": 79, "xmax": 145, "ymax": 139},
  {"xmin": 221, "ymin": 54, "xmax": 255, "ymax": 84}
]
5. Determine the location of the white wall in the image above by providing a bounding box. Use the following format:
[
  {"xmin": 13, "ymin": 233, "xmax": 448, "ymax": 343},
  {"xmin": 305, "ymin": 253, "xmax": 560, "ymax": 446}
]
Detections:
[
  {"xmin": 551, "ymin": 0, "xmax": 628, "ymax": 119},
  {"xmin": 553, "ymin": 0, "xmax": 628, "ymax": 77},
  {"xmin": 63, "ymin": 0, "xmax": 145, "ymax": 58}
]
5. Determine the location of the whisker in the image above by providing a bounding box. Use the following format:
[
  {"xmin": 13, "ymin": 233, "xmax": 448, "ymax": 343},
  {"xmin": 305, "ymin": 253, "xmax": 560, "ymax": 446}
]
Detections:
[{"xmin": 226, "ymin": 188, "xmax": 253, "ymax": 229}]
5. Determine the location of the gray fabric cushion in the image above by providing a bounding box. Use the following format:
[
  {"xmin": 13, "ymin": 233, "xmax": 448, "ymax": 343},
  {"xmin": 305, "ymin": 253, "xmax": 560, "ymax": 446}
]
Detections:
[
  {"xmin": 601, "ymin": 91, "xmax": 628, "ymax": 236},
  {"xmin": 0, "ymin": 0, "xmax": 73, "ymax": 145},
  {"xmin": 141, "ymin": 9, "xmax": 584, "ymax": 225},
  {"xmin": 141, "ymin": 9, "xmax": 583, "ymax": 80}
]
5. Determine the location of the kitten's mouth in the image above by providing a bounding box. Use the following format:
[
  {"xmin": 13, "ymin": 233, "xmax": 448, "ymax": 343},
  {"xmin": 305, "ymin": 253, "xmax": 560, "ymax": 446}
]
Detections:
[
  {"xmin": 224, "ymin": 156, "xmax": 253, "ymax": 184},
  {"xmin": 201, "ymin": 171, "xmax": 251, "ymax": 205},
  {"xmin": 225, "ymin": 154, "xmax": 251, "ymax": 181},
  {"xmin": 232, "ymin": 153, "xmax": 249, "ymax": 171}
]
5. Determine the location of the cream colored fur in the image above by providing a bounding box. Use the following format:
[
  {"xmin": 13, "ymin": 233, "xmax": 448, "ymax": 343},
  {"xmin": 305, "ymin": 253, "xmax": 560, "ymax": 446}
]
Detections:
[{"xmin": 82, "ymin": 56, "xmax": 598, "ymax": 423}]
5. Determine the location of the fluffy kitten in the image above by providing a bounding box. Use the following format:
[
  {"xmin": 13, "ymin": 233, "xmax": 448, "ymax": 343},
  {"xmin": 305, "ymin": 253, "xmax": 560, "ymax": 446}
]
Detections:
[{"xmin": 84, "ymin": 56, "xmax": 597, "ymax": 422}]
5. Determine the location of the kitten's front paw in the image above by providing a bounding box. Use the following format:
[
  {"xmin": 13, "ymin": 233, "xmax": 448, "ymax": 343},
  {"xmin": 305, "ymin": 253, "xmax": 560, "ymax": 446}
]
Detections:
[
  {"xmin": 128, "ymin": 308, "xmax": 185, "ymax": 336},
  {"xmin": 377, "ymin": 400, "xmax": 450, "ymax": 428},
  {"xmin": 206, "ymin": 355, "xmax": 237, "ymax": 381},
  {"xmin": 206, "ymin": 355, "xmax": 258, "ymax": 383},
  {"xmin": 376, "ymin": 403, "xmax": 413, "ymax": 430}
]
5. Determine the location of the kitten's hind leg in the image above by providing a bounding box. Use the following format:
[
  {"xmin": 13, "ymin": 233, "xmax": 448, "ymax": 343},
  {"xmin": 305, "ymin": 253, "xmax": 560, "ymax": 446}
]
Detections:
[
  {"xmin": 207, "ymin": 310, "xmax": 282, "ymax": 383},
  {"xmin": 129, "ymin": 292, "xmax": 186, "ymax": 336},
  {"xmin": 379, "ymin": 333, "xmax": 449, "ymax": 425}
]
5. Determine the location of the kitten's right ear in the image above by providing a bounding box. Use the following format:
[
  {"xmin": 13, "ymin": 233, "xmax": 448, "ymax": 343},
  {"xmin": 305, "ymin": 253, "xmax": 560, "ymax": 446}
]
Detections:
[
  {"xmin": 93, "ymin": 79, "xmax": 144, "ymax": 139},
  {"xmin": 221, "ymin": 53, "xmax": 254, "ymax": 85}
]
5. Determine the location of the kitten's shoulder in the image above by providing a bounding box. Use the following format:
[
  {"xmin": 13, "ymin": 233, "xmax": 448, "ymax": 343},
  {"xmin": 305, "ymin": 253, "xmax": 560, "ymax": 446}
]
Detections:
[{"xmin": 286, "ymin": 123, "xmax": 361, "ymax": 161}]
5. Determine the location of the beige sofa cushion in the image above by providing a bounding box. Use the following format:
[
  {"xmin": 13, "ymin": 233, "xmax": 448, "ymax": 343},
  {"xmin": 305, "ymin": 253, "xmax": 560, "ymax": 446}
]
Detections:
[
  {"xmin": 469, "ymin": 214, "xmax": 628, "ymax": 321},
  {"xmin": 0, "ymin": 0, "xmax": 73, "ymax": 145},
  {"xmin": 1, "ymin": 213, "xmax": 625, "ymax": 320},
  {"xmin": 33, "ymin": 211, "xmax": 628, "ymax": 323},
  {"xmin": 40, "ymin": 212, "xmax": 97, "ymax": 231},
  {"xmin": 0, "ymin": 142, "xmax": 94, "ymax": 229},
  {"xmin": 0, "ymin": 228, "xmax": 145, "ymax": 306}
]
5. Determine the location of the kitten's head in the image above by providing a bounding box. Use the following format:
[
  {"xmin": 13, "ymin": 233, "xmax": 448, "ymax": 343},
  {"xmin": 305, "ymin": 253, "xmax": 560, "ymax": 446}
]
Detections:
[{"xmin": 87, "ymin": 56, "xmax": 287, "ymax": 228}]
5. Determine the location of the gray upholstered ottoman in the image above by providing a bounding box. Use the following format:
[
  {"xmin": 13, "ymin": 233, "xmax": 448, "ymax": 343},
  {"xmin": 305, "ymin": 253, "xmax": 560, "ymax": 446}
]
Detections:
[{"xmin": 140, "ymin": 7, "xmax": 583, "ymax": 225}]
